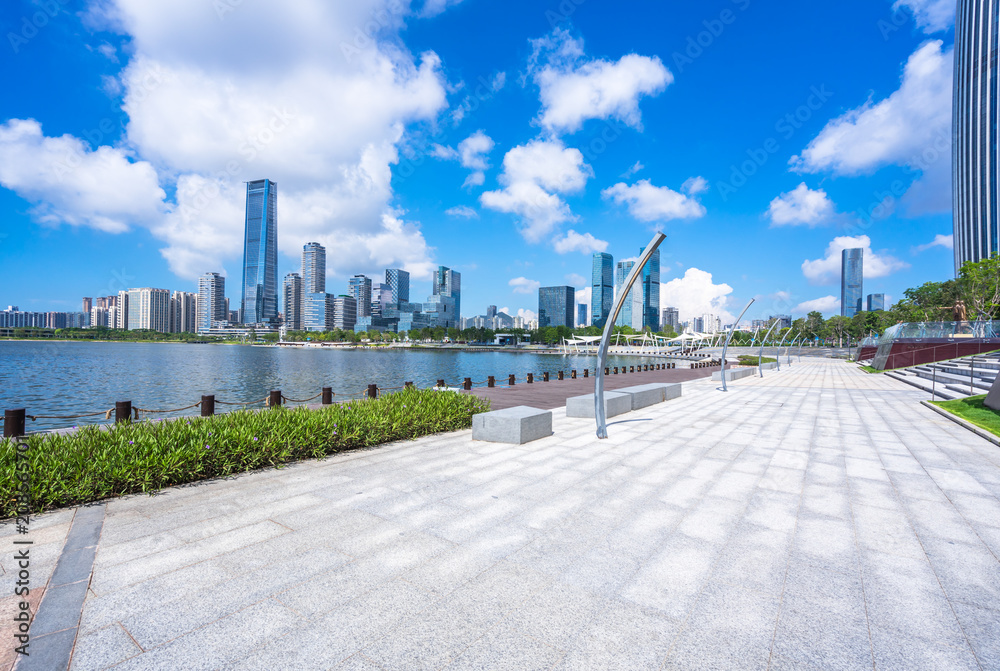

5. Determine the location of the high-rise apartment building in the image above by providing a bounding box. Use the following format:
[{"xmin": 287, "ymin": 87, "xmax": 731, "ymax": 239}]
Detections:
[
  {"xmin": 641, "ymin": 245, "xmax": 660, "ymax": 331},
  {"xmin": 866, "ymin": 293, "xmax": 885, "ymax": 312},
  {"xmin": 433, "ymin": 266, "xmax": 461, "ymax": 320},
  {"xmin": 170, "ymin": 291, "xmax": 197, "ymax": 333},
  {"xmin": 769, "ymin": 314, "xmax": 792, "ymax": 329},
  {"xmin": 348, "ymin": 275, "xmax": 373, "ymax": 319},
  {"xmin": 953, "ymin": 0, "xmax": 1000, "ymax": 272},
  {"xmin": 302, "ymin": 242, "xmax": 326, "ymax": 294},
  {"xmin": 241, "ymin": 179, "xmax": 278, "ymax": 325},
  {"xmin": 386, "ymin": 269, "xmax": 410, "ymax": 303},
  {"xmin": 126, "ymin": 288, "xmax": 171, "ymax": 332},
  {"xmin": 591, "ymin": 252, "xmax": 614, "ymax": 328},
  {"xmin": 662, "ymin": 307, "xmax": 680, "ymax": 333},
  {"xmin": 116, "ymin": 290, "xmax": 129, "ymax": 329},
  {"xmin": 197, "ymin": 272, "xmax": 227, "ymax": 333},
  {"xmin": 90, "ymin": 307, "xmax": 110, "ymax": 329},
  {"xmin": 538, "ymin": 286, "xmax": 575, "ymax": 329},
  {"xmin": 82, "ymin": 297, "xmax": 92, "ymax": 314},
  {"xmin": 841, "ymin": 248, "xmax": 863, "ymax": 318},
  {"xmin": 283, "ymin": 273, "xmax": 303, "ymax": 331},
  {"xmin": 332, "ymin": 296, "xmax": 358, "ymax": 331},
  {"xmin": 614, "ymin": 261, "xmax": 643, "ymax": 330},
  {"xmin": 304, "ymin": 292, "xmax": 331, "ymax": 331}
]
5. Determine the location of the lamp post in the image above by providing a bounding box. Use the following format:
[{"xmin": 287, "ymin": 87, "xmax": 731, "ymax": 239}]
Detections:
[
  {"xmin": 718, "ymin": 299, "xmax": 755, "ymax": 392},
  {"xmin": 759, "ymin": 320, "xmax": 781, "ymax": 377},
  {"xmin": 776, "ymin": 327, "xmax": 793, "ymax": 371},
  {"xmin": 595, "ymin": 232, "xmax": 666, "ymax": 439}
]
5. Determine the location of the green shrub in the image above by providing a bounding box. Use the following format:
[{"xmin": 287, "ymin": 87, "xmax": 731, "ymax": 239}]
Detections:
[
  {"xmin": 736, "ymin": 355, "xmax": 777, "ymax": 366},
  {"xmin": 0, "ymin": 388, "xmax": 489, "ymax": 518}
]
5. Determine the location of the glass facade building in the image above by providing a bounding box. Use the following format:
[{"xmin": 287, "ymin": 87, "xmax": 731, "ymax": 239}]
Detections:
[
  {"xmin": 954, "ymin": 0, "xmax": 1000, "ymax": 273},
  {"xmin": 348, "ymin": 275, "xmax": 373, "ymax": 319},
  {"xmin": 591, "ymin": 252, "xmax": 614, "ymax": 328},
  {"xmin": 641, "ymin": 245, "xmax": 660, "ymax": 331},
  {"xmin": 386, "ymin": 269, "xmax": 410, "ymax": 303},
  {"xmin": 283, "ymin": 273, "xmax": 303, "ymax": 331},
  {"xmin": 241, "ymin": 179, "xmax": 278, "ymax": 325},
  {"xmin": 538, "ymin": 286, "xmax": 575, "ymax": 328},
  {"xmin": 867, "ymin": 293, "xmax": 885, "ymax": 312},
  {"xmin": 614, "ymin": 261, "xmax": 643, "ymax": 330},
  {"xmin": 197, "ymin": 272, "xmax": 226, "ymax": 333},
  {"xmin": 433, "ymin": 266, "xmax": 461, "ymax": 321},
  {"xmin": 841, "ymin": 248, "xmax": 864, "ymax": 318}
]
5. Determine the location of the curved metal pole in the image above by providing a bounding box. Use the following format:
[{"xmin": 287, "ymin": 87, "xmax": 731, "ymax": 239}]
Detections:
[
  {"xmin": 718, "ymin": 299, "xmax": 755, "ymax": 392},
  {"xmin": 749, "ymin": 325, "xmax": 760, "ymax": 349},
  {"xmin": 595, "ymin": 232, "xmax": 666, "ymax": 439},
  {"xmin": 786, "ymin": 333, "xmax": 799, "ymax": 364},
  {"xmin": 758, "ymin": 320, "xmax": 781, "ymax": 377},
  {"xmin": 775, "ymin": 328, "xmax": 793, "ymax": 371}
]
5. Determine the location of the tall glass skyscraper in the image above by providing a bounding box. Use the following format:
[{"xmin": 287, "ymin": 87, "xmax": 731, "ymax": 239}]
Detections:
[
  {"xmin": 538, "ymin": 286, "xmax": 575, "ymax": 328},
  {"xmin": 348, "ymin": 275, "xmax": 373, "ymax": 319},
  {"xmin": 386, "ymin": 269, "xmax": 410, "ymax": 303},
  {"xmin": 241, "ymin": 179, "xmax": 278, "ymax": 325},
  {"xmin": 591, "ymin": 252, "xmax": 614, "ymax": 328},
  {"xmin": 197, "ymin": 272, "xmax": 226, "ymax": 333},
  {"xmin": 641, "ymin": 245, "xmax": 660, "ymax": 331},
  {"xmin": 954, "ymin": 0, "xmax": 999, "ymax": 273},
  {"xmin": 614, "ymin": 261, "xmax": 643, "ymax": 330},
  {"xmin": 841, "ymin": 248, "xmax": 863, "ymax": 318},
  {"xmin": 433, "ymin": 266, "xmax": 461, "ymax": 320},
  {"xmin": 302, "ymin": 243, "xmax": 326, "ymax": 294}
]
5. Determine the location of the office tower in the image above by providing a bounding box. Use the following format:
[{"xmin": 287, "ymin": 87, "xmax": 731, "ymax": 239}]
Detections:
[
  {"xmin": 82, "ymin": 297, "xmax": 92, "ymax": 314},
  {"xmin": 486, "ymin": 305, "xmax": 497, "ymax": 320},
  {"xmin": 282, "ymin": 273, "xmax": 302, "ymax": 330},
  {"xmin": 170, "ymin": 291, "xmax": 197, "ymax": 333},
  {"xmin": 867, "ymin": 293, "xmax": 885, "ymax": 312},
  {"xmin": 433, "ymin": 266, "xmax": 461, "ymax": 319},
  {"xmin": 841, "ymin": 248, "xmax": 863, "ymax": 317},
  {"xmin": 126, "ymin": 288, "xmax": 171, "ymax": 332},
  {"xmin": 332, "ymin": 296, "xmax": 358, "ymax": 331},
  {"xmin": 693, "ymin": 317, "xmax": 704, "ymax": 332},
  {"xmin": 614, "ymin": 261, "xmax": 643, "ymax": 330},
  {"xmin": 591, "ymin": 252, "xmax": 614, "ymax": 328},
  {"xmin": 386, "ymin": 269, "xmax": 410, "ymax": 303},
  {"xmin": 116, "ymin": 290, "xmax": 129, "ymax": 329},
  {"xmin": 241, "ymin": 179, "xmax": 278, "ymax": 325},
  {"xmin": 577, "ymin": 303, "xmax": 587, "ymax": 327},
  {"xmin": 197, "ymin": 272, "xmax": 227, "ymax": 333},
  {"xmin": 304, "ymin": 292, "xmax": 330, "ymax": 331},
  {"xmin": 953, "ymin": 0, "xmax": 1000, "ymax": 273},
  {"xmin": 302, "ymin": 242, "xmax": 326, "ymax": 294},
  {"xmin": 371, "ymin": 282, "xmax": 392, "ymax": 317},
  {"xmin": 641, "ymin": 245, "xmax": 660, "ymax": 331},
  {"xmin": 538, "ymin": 286, "xmax": 575, "ymax": 329},
  {"xmin": 348, "ymin": 275, "xmax": 373, "ymax": 319},
  {"xmin": 662, "ymin": 307, "xmax": 680, "ymax": 333}
]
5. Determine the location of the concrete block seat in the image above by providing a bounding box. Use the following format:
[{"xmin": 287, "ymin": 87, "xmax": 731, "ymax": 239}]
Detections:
[
  {"xmin": 615, "ymin": 383, "xmax": 682, "ymax": 410},
  {"xmin": 565, "ymin": 391, "xmax": 631, "ymax": 419},
  {"xmin": 712, "ymin": 367, "xmax": 755, "ymax": 382},
  {"xmin": 472, "ymin": 406, "xmax": 552, "ymax": 444}
]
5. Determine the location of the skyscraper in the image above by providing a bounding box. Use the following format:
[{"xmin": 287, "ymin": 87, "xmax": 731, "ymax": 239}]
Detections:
[
  {"xmin": 386, "ymin": 269, "xmax": 410, "ymax": 303},
  {"xmin": 82, "ymin": 297, "xmax": 92, "ymax": 315},
  {"xmin": 867, "ymin": 293, "xmax": 885, "ymax": 312},
  {"xmin": 241, "ymin": 179, "xmax": 278, "ymax": 325},
  {"xmin": 953, "ymin": 0, "xmax": 1000, "ymax": 272},
  {"xmin": 538, "ymin": 286, "xmax": 575, "ymax": 328},
  {"xmin": 127, "ymin": 288, "xmax": 171, "ymax": 332},
  {"xmin": 662, "ymin": 307, "xmax": 680, "ymax": 333},
  {"xmin": 841, "ymin": 248, "xmax": 863, "ymax": 318},
  {"xmin": 577, "ymin": 303, "xmax": 587, "ymax": 327},
  {"xmin": 433, "ymin": 266, "xmax": 461, "ymax": 320},
  {"xmin": 302, "ymin": 242, "xmax": 326, "ymax": 294},
  {"xmin": 116, "ymin": 290, "xmax": 129, "ymax": 329},
  {"xmin": 197, "ymin": 272, "xmax": 227, "ymax": 333},
  {"xmin": 614, "ymin": 261, "xmax": 643, "ymax": 330},
  {"xmin": 641, "ymin": 245, "xmax": 660, "ymax": 331},
  {"xmin": 170, "ymin": 291, "xmax": 197, "ymax": 333},
  {"xmin": 283, "ymin": 273, "xmax": 303, "ymax": 331},
  {"xmin": 591, "ymin": 252, "xmax": 614, "ymax": 328},
  {"xmin": 348, "ymin": 275, "xmax": 373, "ymax": 319}
]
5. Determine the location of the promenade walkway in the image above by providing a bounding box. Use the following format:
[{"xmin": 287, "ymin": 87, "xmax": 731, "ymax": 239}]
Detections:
[{"xmin": 4, "ymin": 358, "xmax": 1000, "ymax": 669}]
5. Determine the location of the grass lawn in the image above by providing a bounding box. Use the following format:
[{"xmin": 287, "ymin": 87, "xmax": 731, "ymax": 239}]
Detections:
[
  {"xmin": 736, "ymin": 355, "xmax": 777, "ymax": 366},
  {"xmin": 931, "ymin": 395, "xmax": 1000, "ymax": 437}
]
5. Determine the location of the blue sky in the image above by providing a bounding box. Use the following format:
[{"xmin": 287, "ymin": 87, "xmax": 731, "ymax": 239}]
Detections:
[{"xmin": 0, "ymin": 0, "xmax": 957, "ymax": 324}]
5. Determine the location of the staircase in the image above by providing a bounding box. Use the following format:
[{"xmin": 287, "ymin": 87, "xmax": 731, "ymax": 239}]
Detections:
[{"xmin": 882, "ymin": 354, "xmax": 1000, "ymax": 400}]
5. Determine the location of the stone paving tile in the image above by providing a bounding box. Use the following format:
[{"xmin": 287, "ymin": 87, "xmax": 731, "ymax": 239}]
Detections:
[
  {"xmin": 69, "ymin": 623, "xmax": 142, "ymax": 670},
  {"xmin": 444, "ymin": 621, "xmax": 564, "ymax": 671}
]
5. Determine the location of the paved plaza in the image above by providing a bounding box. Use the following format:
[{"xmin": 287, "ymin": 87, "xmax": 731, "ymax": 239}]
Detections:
[{"xmin": 4, "ymin": 358, "xmax": 1000, "ymax": 670}]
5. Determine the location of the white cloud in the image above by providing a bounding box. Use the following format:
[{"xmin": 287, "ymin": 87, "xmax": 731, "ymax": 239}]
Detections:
[
  {"xmin": 527, "ymin": 28, "xmax": 672, "ymax": 134},
  {"xmin": 553, "ymin": 229, "xmax": 608, "ymax": 255},
  {"xmin": 794, "ymin": 296, "xmax": 840, "ymax": 315},
  {"xmin": 430, "ymin": 144, "xmax": 458, "ymax": 160},
  {"xmin": 0, "ymin": 118, "xmax": 166, "ymax": 234},
  {"xmin": 767, "ymin": 183, "xmax": 836, "ymax": 227},
  {"xmin": 912, "ymin": 233, "xmax": 954, "ymax": 253},
  {"xmin": 509, "ymin": 277, "xmax": 541, "ymax": 295},
  {"xmin": 792, "ymin": 41, "xmax": 952, "ymax": 176},
  {"xmin": 893, "ymin": 0, "xmax": 955, "ymax": 33},
  {"xmin": 565, "ymin": 273, "xmax": 587, "ymax": 286},
  {"xmin": 621, "ymin": 161, "xmax": 643, "ymax": 178},
  {"xmin": 480, "ymin": 138, "xmax": 592, "ymax": 243},
  {"xmin": 801, "ymin": 235, "xmax": 910, "ymax": 286},
  {"xmin": 515, "ymin": 308, "xmax": 538, "ymax": 322},
  {"xmin": 602, "ymin": 177, "xmax": 707, "ymax": 223},
  {"xmin": 445, "ymin": 205, "xmax": 478, "ymax": 218},
  {"xmin": 659, "ymin": 268, "xmax": 735, "ymax": 323},
  {"xmin": 458, "ymin": 130, "xmax": 494, "ymax": 187},
  {"xmin": 419, "ymin": 0, "xmax": 465, "ymax": 18}
]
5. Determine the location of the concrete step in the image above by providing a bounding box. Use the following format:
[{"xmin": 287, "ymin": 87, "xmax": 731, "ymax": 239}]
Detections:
[
  {"xmin": 910, "ymin": 369, "xmax": 993, "ymax": 391},
  {"xmin": 885, "ymin": 371, "xmax": 965, "ymax": 400},
  {"xmin": 944, "ymin": 383, "xmax": 984, "ymax": 396}
]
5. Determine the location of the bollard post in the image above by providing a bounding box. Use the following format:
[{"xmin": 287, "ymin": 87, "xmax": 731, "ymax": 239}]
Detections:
[
  {"xmin": 527, "ymin": 373, "xmax": 534, "ymax": 384},
  {"xmin": 437, "ymin": 379, "xmax": 445, "ymax": 388},
  {"xmin": 322, "ymin": 387, "xmax": 333, "ymax": 404},
  {"xmin": 404, "ymin": 382, "xmax": 413, "ymax": 390},
  {"xmin": 115, "ymin": 401, "xmax": 132, "ymax": 423},
  {"xmin": 584, "ymin": 369, "xmax": 589, "ymax": 378},
  {"xmin": 488, "ymin": 376, "xmax": 495, "ymax": 388},
  {"xmin": 367, "ymin": 384, "xmax": 378, "ymax": 399},
  {"xmin": 558, "ymin": 371, "xmax": 564, "ymax": 381},
  {"xmin": 630, "ymin": 366, "xmax": 635, "ymax": 373},
  {"xmin": 613, "ymin": 367, "xmax": 618, "ymax": 374},
  {"xmin": 543, "ymin": 372, "xmax": 550, "ymax": 382},
  {"xmin": 571, "ymin": 370, "xmax": 576, "ymax": 379},
  {"xmin": 201, "ymin": 395, "xmax": 215, "ymax": 417},
  {"xmin": 3, "ymin": 409, "xmax": 26, "ymax": 438},
  {"xmin": 269, "ymin": 391, "xmax": 282, "ymax": 408},
  {"xmin": 464, "ymin": 378, "xmax": 472, "ymax": 390},
  {"xmin": 508, "ymin": 374, "xmax": 515, "ymax": 386}
]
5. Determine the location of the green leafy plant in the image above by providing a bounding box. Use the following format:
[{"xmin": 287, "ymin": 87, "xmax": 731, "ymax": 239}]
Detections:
[{"xmin": 736, "ymin": 355, "xmax": 776, "ymax": 366}]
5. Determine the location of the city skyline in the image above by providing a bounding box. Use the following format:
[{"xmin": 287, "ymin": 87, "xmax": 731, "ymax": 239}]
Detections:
[{"xmin": 0, "ymin": 1, "xmax": 960, "ymax": 324}]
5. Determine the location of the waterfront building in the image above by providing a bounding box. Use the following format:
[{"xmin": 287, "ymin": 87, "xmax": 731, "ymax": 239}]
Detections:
[
  {"xmin": 841, "ymin": 248, "xmax": 864, "ymax": 317},
  {"xmin": 197, "ymin": 273, "xmax": 227, "ymax": 334},
  {"xmin": 867, "ymin": 293, "xmax": 885, "ymax": 312},
  {"xmin": 662, "ymin": 307, "xmax": 680, "ymax": 333},
  {"xmin": 577, "ymin": 303, "xmax": 587, "ymax": 327},
  {"xmin": 170, "ymin": 291, "xmax": 197, "ymax": 333},
  {"xmin": 116, "ymin": 290, "xmax": 129, "ymax": 329},
  {"xmin": 954, "ymin": 0, "xmax": 1000, "ymax": 272},
  {"xmin": 95, "ymin": 296, "xmax": 116, "ymax": 310},
  {"xmin": 65, "ymin": 312, "xmax": 89, "ymax": 328},
  {"xmin": 538, "ymin": 286, "xmax": 575, "ymax": 329},
  {"xmin": 348, "ymin": 275, "xmax": 373, "ymax": 319},
  {"xmin": 386, "ymin": 268, "xmax": 410, "ymax": 303},
  {"xmin": 591, "ymin": 252, "xmax": 614, "ymax": 328},
  {"xmin": 89, "ymin": 307, "xmax": 110, "ymax": 328},
  {"xmin": 304, "ymin": 292, "xmax": 332, "ymax": 331},
  {"xmin": 433, "ymin": 266, "xmax": 461, "ymax": 321},
  {"xmin": 126, "ymin": 288, "xmax": 171, "ymax": 332},
  {"xmin": 283, "ymin": 273, "xmax": 303, "ymax": 331},
  {"xmin": 82, "ymin": 297, "xmax": 92, "ymax": 315},
  {"xmin": 332, "ymin": 296, "xmax": 357, "ymax": 331},
  {"xmin": 302, "ymin": 243, "xmax": 326, "ymax": 294},
  {"xmin": 641, "ymin": 245, "xmax": 660, "ymax": 331},
  {"xmin": 423, "ymin": 294, "xmax": 458, "ymax": 329},
  {"xmin": 614, "ymin": 261, "xmax": 642, "ymax": 330},
  {"xmin": 241, "ymin": 179, "xmax": 279, "ymax": 325}
]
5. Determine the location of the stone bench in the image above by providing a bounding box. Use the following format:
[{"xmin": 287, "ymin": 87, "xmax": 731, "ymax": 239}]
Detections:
[
  {"xmin": 615, "ymin": 383, "xmax": 682, "ymax": 410},
  {"xmin": 712, "ymin": 367, "xmax": 755, "ymax": 382},
  {"xmin": 565, "ymin": 392, "xmax": 632, "ymax": 419},
  {"xmin": 760, "ymin": 362, "xmax": 778, "ymax": 371},
  {"xmin": 472, "ymin": 406, "xmax": 552, "ymax": 445}
]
